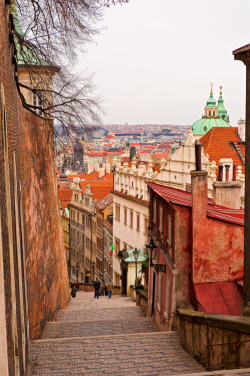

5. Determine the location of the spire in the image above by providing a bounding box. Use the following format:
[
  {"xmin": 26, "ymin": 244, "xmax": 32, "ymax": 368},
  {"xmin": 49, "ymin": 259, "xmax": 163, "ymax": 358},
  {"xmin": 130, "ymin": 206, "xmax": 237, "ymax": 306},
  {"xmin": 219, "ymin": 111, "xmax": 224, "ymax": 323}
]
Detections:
[
  {"xmin": 205, "ymin": 82, "xmax": 217, "ymax": 108},
  {"xmin": 210, "ymin": 82, "xmax": 213, "ymax": 95},
  {"xmin": 217, "ymin": 86, "xmax": 229, "ymax": 122}
]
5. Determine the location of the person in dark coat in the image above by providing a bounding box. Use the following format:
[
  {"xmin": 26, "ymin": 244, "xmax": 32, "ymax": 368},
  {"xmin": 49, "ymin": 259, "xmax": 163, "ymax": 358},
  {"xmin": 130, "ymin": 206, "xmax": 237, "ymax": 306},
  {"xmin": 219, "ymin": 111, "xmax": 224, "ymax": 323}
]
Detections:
[
  {"xmin": 94, "ymin": 278, "xmax": 101, "ymax": 298},
  {"xmin": 71, "ymin": 285, "xmax": 77, "ymax": 298}
]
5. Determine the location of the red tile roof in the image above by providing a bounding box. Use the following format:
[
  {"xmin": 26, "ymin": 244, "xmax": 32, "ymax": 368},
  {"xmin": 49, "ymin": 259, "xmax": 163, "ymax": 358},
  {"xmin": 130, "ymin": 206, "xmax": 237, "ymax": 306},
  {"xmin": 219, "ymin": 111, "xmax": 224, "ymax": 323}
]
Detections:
[
  {"xmin": 200, "ymin": 127, "xmax": 245, "ymax": 174},
  {"xmin": 84, "ymin": 171, "xmax": 100, "ymax": 180},
  {"xmin": 105, "ymin": 134, "xmax": 115, "ymax": 139},
  {"xmin": 58, "ymin": 188, "xmax": 73, "ymax": 201},
  {"xmin": 61, "ymin": 202, "xmax": 70, "ymax": 210},
  {"xmin": 98, "ymin": 173, "xmax": 113, "ymax": 181},
  {"xmin": 195, "ymin": 282, "xmax": 242, "ymax": 316},
  {"xmin": 147, "ymin": 181, "xmax": 244, "ymax": 226},
  {"xmin": 79, "ymin": 180, "xmax": 113, "ymax": 202},
  {"xmin": 153, "ymin": 153, "xmax": 169, "ymax": 158},
  {"xmin": 95, "ymin": 193, "xmax": 113, "ymax": 210}
]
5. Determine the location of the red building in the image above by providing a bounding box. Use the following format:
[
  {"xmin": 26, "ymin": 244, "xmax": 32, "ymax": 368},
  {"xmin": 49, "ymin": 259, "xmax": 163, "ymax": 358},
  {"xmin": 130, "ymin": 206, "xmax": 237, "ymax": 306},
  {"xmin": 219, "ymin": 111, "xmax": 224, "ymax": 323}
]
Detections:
[{"xmin": 147, "ymin": 169, "xmax": 244, "ymax": 329}]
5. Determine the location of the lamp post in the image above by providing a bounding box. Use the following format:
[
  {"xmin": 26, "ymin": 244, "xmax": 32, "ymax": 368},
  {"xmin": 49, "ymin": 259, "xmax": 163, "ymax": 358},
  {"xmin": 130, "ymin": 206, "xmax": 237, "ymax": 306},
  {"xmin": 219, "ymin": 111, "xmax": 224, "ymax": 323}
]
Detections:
[
  {"xmin": 133, "ymin": 248, "xmax": 140, "ymax": 286},
  {"xmin": 146, "ymin": 237, "xmax": 156, "ymax": 267},
  {"xmin": 92, "ymin": 260, "xmax": 95, "ymax": 282}
]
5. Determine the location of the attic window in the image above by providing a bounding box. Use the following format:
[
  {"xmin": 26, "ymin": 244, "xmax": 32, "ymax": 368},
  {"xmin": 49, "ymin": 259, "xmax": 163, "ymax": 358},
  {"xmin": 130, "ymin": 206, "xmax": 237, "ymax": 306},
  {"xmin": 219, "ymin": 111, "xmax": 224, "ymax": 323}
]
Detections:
[{"xmin": 204, "ymin": 126, "xmax": 207, "ymax": 131}]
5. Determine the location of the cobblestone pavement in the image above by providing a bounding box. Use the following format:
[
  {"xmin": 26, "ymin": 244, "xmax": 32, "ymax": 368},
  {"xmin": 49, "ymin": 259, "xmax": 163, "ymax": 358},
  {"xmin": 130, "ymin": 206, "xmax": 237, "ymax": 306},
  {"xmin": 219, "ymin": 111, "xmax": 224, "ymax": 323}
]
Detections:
[{"xmin": 28, "ymin": 292, "xmax": 250, "ymax": 375}]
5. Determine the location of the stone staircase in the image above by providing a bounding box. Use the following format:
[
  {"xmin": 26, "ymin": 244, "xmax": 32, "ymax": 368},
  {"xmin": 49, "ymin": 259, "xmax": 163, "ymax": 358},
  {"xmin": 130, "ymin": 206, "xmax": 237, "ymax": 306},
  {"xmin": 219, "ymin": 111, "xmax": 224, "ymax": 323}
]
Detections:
[{"xmin": 28, "ymin": 292, "xmax": 250, "ymax": 375}]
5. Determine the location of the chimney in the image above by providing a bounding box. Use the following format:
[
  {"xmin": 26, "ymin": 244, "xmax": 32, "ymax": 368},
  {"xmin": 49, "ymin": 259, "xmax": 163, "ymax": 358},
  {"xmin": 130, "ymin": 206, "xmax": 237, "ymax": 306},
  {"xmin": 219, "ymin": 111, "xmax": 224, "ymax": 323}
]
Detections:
[
  {"xmin": 191, "ymin": 142, "xmax": 208, "ymax": 283},
  {"xmin": 213, "ymin": 181, "xmax": 241, "ymax": 209}
]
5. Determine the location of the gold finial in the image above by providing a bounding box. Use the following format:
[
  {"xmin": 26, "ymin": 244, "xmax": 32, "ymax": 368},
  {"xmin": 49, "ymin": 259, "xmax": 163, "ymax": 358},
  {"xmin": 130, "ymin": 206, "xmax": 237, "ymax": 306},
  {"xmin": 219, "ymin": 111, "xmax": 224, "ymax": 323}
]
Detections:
[
  {"xmin": 220, "ymin": 85, "xmax": 222, "ymax": 95},
  {"xmin": 210, "ymin": 82, "xmax": 213, "ymax": 94}
]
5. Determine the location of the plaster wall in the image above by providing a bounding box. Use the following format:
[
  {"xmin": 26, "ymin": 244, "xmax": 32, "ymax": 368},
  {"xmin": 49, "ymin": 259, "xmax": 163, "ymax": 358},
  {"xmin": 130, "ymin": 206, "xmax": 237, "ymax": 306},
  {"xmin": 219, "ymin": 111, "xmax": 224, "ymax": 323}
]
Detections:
[
  {"xmin": 193, "ymin": 215, "xmax": 244, "ymax": 284},
  {"xmin": 113, "ymin": 194, "xmax": 149, "ymax": 250}
]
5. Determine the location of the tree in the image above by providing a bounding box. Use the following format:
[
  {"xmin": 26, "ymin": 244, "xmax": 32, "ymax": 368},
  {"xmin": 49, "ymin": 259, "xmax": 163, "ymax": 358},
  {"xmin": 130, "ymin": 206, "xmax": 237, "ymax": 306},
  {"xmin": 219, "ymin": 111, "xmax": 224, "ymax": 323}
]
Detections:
[{"xmin": 12, "ymin": 0, "xmax": 129, "ymax": 139}]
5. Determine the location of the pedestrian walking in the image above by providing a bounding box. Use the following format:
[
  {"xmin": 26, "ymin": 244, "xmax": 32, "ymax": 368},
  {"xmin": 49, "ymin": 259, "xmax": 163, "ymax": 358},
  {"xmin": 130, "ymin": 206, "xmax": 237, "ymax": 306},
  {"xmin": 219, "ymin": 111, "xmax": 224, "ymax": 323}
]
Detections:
[
  {"xmin": 71, "ymin": 285, "xmax": 77, "ymax": 298},
  {"xmin": 94, "ymin": 277, "xmax": 101, "ymax": 299},
  {"xmin": 100, "ymin": 283, "xmax": 105, "ymax": 296},
  {"xmin": 107, "ymin": 279, "xmax": 113, "ymax": 298}
]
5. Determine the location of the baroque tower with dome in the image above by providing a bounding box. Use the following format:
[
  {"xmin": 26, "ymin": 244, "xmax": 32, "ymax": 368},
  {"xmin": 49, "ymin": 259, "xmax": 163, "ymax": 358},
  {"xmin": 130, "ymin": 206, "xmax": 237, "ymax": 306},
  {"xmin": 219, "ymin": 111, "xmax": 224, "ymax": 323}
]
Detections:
[{"xmin": 192, "ymin": 84, "xmax": 230, "ymax": 139}]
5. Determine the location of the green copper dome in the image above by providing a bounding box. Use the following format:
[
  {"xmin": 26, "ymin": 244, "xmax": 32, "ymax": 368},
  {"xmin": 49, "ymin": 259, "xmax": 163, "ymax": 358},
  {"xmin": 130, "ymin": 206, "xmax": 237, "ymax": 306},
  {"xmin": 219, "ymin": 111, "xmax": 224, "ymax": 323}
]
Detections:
[
  {"xmin": 217, "ymin": 87, "xmax": 229, "ymax": 122},
  {"xmin": 192, "ymin": 117, "xmax": 229, "ymax": 135},
  {"xmin": 192, "ymin": 84, "xmax": 230, "ymax": 135}
]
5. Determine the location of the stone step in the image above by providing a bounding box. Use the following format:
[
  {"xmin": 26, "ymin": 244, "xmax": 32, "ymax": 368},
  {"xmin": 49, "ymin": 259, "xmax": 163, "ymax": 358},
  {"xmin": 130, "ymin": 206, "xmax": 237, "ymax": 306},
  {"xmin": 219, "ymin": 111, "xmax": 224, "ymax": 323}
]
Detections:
[
  {"xmin": 28, "ymin": 332, "xmax": 205, "ymax": 375},
  {"xmin": 67, "ymin": 297, "xmax": 136, "ymax": 310},
  {"xmin": 58, "ymin": 307, "xmax": 144, "ymax": 322},
  {"xmin": 41, "ymin": 318, "xmax": 157, "ymax": 339}
]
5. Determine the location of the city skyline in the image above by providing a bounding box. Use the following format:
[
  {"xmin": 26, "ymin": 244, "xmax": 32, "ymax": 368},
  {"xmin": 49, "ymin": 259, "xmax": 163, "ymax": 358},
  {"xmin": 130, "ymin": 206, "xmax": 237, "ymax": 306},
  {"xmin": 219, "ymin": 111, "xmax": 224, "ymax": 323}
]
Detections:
[{"xmin": 77, "ymin": 0, "xmax": 249, "ymax": 126}]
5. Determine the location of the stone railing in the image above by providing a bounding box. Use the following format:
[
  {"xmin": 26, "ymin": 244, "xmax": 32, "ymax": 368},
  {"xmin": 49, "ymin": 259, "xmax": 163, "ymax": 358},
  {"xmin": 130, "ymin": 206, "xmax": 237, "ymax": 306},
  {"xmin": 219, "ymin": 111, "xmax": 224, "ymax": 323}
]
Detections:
[
  {"xmin": 177, "ymin": 309, "xmax": 250, "ymax": 371},
  {"xmin": 135, "ymin": 289, "xmax": 148, "ymax": 317}
]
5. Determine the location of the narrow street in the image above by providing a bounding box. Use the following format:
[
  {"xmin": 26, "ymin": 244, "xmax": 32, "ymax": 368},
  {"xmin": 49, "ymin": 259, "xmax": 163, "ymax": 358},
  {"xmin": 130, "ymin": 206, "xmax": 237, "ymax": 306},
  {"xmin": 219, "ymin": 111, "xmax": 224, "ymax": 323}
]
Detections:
[{"xmin": 28, "ymin": 292, "xmax": 207, "ymax": 375}]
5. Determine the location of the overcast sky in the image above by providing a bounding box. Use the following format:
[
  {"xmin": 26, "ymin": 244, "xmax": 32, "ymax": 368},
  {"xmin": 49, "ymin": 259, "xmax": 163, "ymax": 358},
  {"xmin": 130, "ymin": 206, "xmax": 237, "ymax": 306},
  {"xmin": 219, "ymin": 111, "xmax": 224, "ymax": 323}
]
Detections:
[{"xmin": 77, "ymin": 0, "xmax": 249, "ymax": 126}]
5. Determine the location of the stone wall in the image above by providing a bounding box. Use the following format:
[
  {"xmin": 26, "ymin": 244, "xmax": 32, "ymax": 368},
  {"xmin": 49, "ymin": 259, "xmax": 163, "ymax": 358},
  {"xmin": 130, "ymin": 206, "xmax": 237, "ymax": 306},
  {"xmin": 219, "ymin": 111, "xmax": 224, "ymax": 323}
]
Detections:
[
  {"xmin": 0, "ymin": 1, "xmax": 70, "ymax": 373},
  {"xmin": 177, "ymin": 309, "xmax": 250, "ymax": 371}
]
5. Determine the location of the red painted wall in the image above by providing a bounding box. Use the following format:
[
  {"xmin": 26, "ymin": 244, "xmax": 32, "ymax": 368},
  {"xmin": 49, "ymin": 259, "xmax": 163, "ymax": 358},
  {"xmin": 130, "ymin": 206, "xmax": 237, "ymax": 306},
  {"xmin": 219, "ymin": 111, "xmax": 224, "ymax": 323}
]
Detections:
[{"xmin": 192, "ymin": 215, "xmax": 244, "ymax": 284}]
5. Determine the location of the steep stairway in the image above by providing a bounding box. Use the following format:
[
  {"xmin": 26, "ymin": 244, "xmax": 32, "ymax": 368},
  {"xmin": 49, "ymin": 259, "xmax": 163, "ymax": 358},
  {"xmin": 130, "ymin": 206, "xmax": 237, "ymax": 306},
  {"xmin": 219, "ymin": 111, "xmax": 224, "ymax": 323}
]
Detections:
[{"xmin": 27, "ymin": 292, "xmax": 214, "ymax": 375}]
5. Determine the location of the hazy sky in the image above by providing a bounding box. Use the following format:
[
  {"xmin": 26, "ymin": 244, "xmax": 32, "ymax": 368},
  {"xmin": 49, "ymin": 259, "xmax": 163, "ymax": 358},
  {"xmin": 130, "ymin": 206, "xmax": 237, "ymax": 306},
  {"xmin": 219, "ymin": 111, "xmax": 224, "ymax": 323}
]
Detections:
[{"xmin": 77, "ymin": 0, "xmax": 250, "ymax": 126}]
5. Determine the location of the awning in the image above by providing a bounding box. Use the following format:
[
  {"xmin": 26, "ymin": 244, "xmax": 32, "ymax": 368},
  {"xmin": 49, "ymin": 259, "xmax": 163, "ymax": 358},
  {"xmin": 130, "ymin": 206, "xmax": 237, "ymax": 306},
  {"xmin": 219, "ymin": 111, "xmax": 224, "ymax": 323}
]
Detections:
[{"xmin": 194, "ymin": 281, "xmax": 243, "ymax": 316}]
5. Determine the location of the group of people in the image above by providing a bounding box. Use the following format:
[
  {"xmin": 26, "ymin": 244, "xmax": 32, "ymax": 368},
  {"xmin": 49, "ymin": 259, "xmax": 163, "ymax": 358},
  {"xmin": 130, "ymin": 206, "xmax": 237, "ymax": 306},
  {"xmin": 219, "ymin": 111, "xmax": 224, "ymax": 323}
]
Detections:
[
  {"xmin": 94, "ymin": 277, "xmax": 113, "ymax": 299},
  {"xmin": 70, "ymin": 278, "xmax": 113, "ymax": 299}
]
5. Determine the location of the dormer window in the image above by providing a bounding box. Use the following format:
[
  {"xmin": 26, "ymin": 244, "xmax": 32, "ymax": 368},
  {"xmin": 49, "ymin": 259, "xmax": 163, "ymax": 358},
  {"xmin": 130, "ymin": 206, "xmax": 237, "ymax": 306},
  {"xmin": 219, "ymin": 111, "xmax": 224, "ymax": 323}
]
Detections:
[
  {"xmin": 213, "ymin": 111, "xmax": 215, "ymax": 116},
  {"xmin": 209, "ymin": 110, "xmax": 211, "ymax": 116}
]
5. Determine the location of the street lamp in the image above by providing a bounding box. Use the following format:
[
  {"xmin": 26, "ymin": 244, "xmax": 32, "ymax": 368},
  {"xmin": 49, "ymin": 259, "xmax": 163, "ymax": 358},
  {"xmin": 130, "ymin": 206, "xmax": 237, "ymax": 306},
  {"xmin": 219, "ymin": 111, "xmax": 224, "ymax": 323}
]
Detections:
[
  {"xmin": 146, "ymin": 237, "xmax": 157, "ymax": 267},
  {"xmin": 133, "ymin": 248, "xmax": 140, "ymax": 286}
]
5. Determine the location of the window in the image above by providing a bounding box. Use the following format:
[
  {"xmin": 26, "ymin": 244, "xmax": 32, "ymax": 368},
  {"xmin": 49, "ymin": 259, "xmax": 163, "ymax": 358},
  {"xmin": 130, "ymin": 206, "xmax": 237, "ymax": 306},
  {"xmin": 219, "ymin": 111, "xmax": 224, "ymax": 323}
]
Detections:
[
  {"xmin": 115, "ymin": 205, "xmax": 120, "ymax": 221},
  {"xmin": 115, "ymin": 238, "xmax": 120, "ymax": 254},
  {"xmin": 213, "ymin": 111, "xmax": 215, "ymax": 116},
  {"xmin": 144, "ymin": 217, "xmax": 149, "ymax": 234},
  {"xmin": 33, "ymin": 91, "xmax": 42, "ymax": 115},
  {"xmin": 167, "ymin": 214, "xmax": 173, "ymax": 259},
  {"xmin": 209, "ymin": 110, "xmax": 211, "ymax": 116},
  {"xmin": 77, "ymin": 212, "xmax": 79, "ymax": 222},
  {"xmin": 85, "ymin": 198, "xmax": 89, "ymax": 206},
  {"xmin": 124, "ymin": 207, "xmax": 127, "ymax": 225},
  {"xmin": 136, "ymin": 213, "xmax": 140, "ymax": 231},
  {"xmin": 82, "ymin": 214, "xmax": 85, "ymax": 225},
  {"xmin": 130, "ymin": 210, "xmax": 133, "ymax": 227}
]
